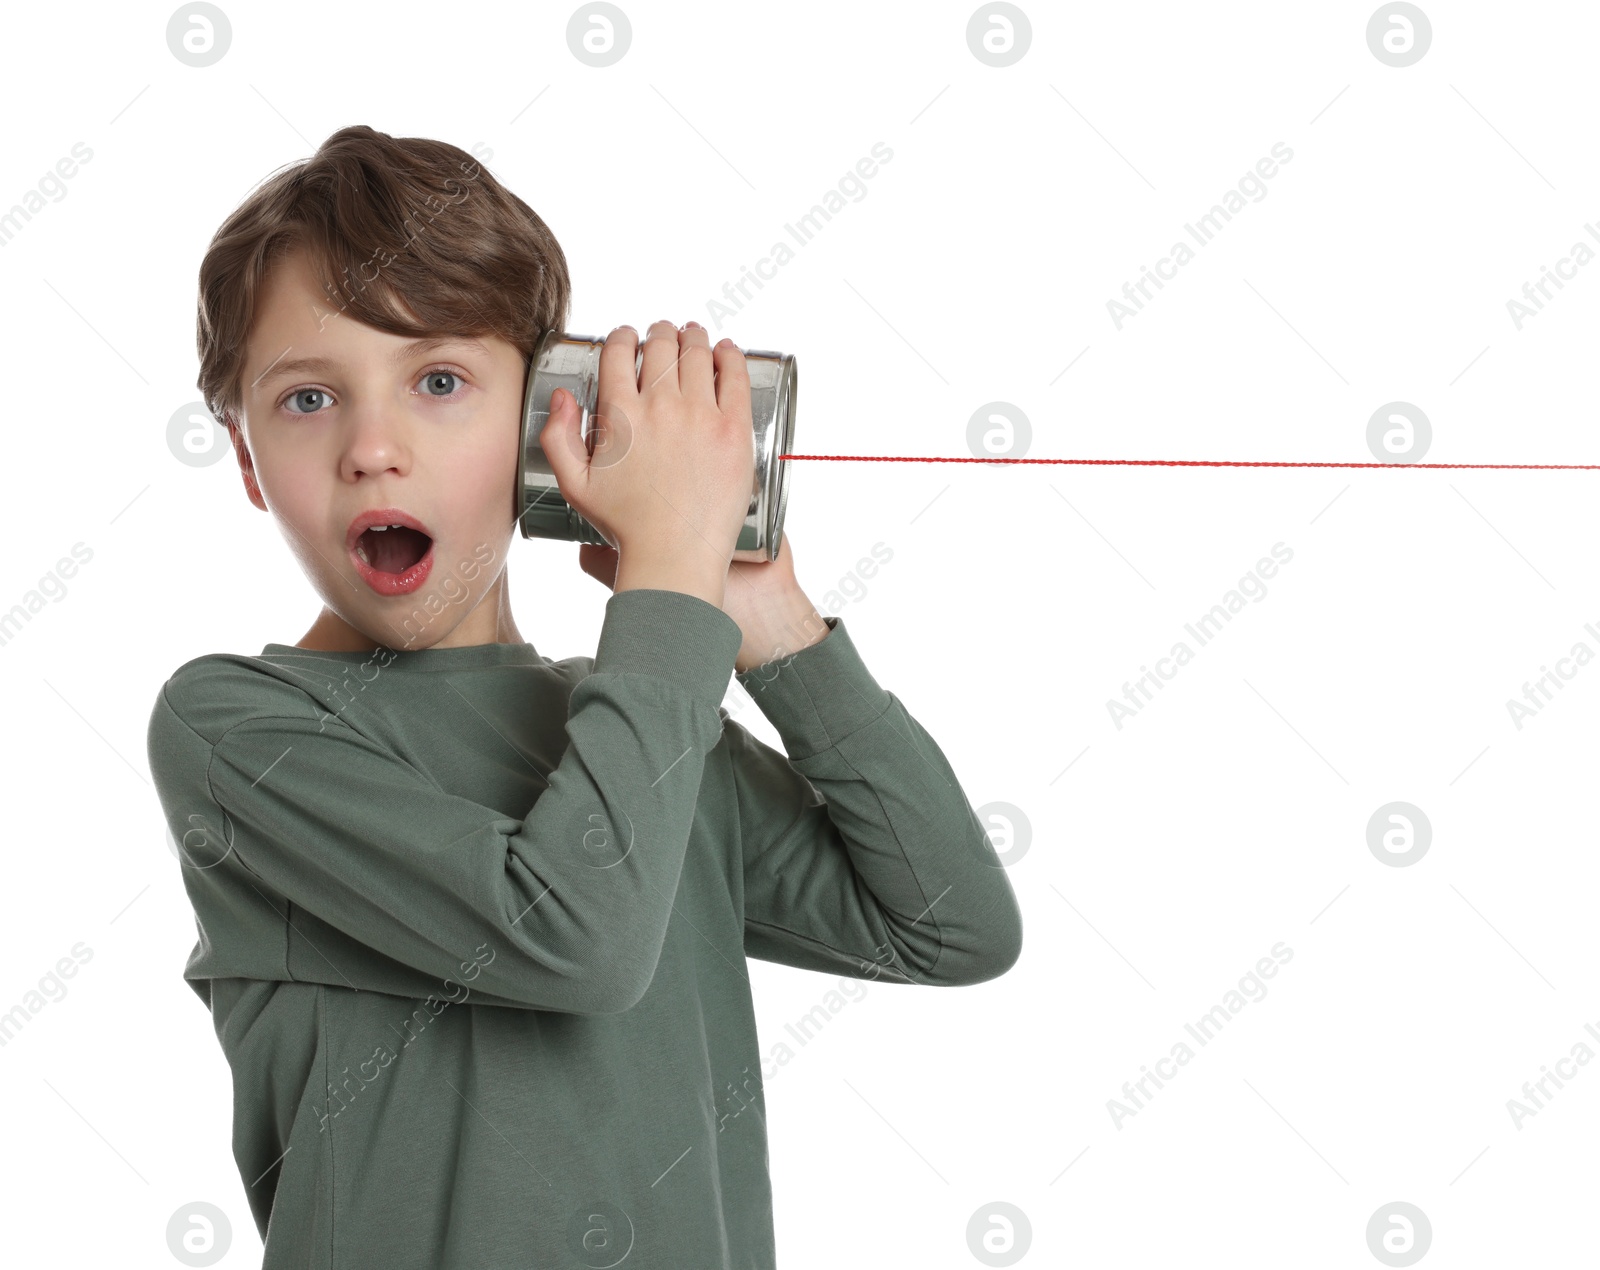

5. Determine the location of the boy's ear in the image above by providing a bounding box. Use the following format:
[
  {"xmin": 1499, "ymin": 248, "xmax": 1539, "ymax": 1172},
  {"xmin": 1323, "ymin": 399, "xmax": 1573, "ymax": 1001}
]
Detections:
[{"xmin": 225, "ymin": 416, "xmax": 269, "ymax": 513}]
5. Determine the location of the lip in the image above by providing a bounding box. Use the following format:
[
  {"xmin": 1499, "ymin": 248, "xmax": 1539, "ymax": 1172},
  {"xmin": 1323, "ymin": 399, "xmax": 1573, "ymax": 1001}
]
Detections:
[{"xmin": 345, "ymin": 506, "xmax": 436, "ymax": 597}]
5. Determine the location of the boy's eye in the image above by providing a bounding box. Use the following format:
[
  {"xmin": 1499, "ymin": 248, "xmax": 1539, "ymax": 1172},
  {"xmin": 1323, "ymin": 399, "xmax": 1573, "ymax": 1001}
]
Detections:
[
  {"xmin": 278, "ymin": 367, "xmax": 467, "ymax": 416},
  {"xmin": 420, "ymin": 370, "xmax": 463, "ymax": 397},
  {"xmin": 284, "ymin": 388, "xmax": 331, "ymax": 415}
]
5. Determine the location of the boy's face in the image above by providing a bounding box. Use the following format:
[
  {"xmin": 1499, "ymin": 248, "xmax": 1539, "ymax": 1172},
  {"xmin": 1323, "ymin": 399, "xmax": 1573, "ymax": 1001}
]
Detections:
[{"xmin": 228, "ymin": 247, "xmax": 528, "ymax": 651}]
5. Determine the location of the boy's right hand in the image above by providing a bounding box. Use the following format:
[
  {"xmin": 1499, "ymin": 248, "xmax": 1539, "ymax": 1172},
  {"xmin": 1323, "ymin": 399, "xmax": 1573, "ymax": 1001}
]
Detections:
[{"xmin": 539, "ymin": 320, "xmax": 755, "ymax": 608}]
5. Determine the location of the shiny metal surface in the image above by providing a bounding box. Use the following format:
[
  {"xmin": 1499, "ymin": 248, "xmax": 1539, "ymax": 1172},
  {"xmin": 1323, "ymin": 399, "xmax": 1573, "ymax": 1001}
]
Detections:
[{"xmin": 517, "ymin": 330, "xmax": 796, "ymax": 562}]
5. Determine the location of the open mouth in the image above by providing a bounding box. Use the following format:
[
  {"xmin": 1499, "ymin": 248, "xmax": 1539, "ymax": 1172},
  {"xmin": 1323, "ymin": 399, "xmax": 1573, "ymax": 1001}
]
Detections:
[
  {"xmin": 356, "ymin": 524, "xmax": 431, "ymax": 573},
  {"xmin": 351, "ymin": 523, "xmax": 435, "ymax": 595}
]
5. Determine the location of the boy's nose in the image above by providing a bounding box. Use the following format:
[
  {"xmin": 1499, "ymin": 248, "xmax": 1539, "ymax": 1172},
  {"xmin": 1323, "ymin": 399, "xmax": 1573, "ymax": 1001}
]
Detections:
[{"xmin": 339, "ymin": 414, "xmax": 412, "ymax": 480}]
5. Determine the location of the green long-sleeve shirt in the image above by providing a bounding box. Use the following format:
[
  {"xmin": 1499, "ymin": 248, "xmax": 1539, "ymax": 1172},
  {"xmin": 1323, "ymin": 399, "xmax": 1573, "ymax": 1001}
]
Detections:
[{"xmin": 146, "ymin": 587, "xmax": 1022, "ymax": 1268}]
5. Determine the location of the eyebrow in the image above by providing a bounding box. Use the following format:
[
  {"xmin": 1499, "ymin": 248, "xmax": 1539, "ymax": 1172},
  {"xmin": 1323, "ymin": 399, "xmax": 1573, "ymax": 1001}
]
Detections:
[{"xmin": 251, "ymin": 336, "xmax": 492, "ymax": 390}]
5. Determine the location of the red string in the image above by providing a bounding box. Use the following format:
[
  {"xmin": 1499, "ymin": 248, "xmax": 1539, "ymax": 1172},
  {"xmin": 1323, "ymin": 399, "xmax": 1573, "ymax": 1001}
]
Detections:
[{"xmin": 777, "ymin": 455, "xmax": 1600, "ymax": 470}]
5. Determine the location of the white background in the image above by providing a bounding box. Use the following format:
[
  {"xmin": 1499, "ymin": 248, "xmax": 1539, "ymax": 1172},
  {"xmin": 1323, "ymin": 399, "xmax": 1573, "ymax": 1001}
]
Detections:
[{"xmin": 1, "ymin": 1, "xmax": 1596, "ymax": 1265}]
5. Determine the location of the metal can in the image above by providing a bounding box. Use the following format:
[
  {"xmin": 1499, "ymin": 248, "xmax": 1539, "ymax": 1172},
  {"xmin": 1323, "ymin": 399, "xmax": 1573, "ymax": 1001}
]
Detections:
[{"xmin": 516, "ymin": 329, "xmax": 797, "ymax": 562}]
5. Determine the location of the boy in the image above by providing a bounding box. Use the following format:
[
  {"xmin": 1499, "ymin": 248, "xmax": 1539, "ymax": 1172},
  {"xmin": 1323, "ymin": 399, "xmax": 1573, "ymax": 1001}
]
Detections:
[{"xmin": 147, "ymin": 123, "xmax": 1022, "ymax": 1268}]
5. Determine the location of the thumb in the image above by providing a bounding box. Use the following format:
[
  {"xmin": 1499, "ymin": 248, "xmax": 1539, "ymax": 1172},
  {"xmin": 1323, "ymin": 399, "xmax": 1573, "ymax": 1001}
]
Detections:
[
  {"xmin": 577, "ymin": 542, "xmax": 620, "ymax": 590},
  {"xmin": 538, "ymin": 387, "xmax": 587, "ymax": 489}
]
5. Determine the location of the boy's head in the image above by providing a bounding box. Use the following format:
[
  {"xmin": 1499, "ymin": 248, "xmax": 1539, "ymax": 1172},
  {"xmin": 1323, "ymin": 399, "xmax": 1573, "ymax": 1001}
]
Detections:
[{"xmin": 196, "ymin": 124, "xmax": 570, "ymax": 651}]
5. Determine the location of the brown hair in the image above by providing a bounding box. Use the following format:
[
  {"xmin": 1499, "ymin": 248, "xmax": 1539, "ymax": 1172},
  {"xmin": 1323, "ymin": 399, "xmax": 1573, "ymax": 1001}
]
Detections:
[{"xmin": 196, "ymin": 124, "xmax": 570, "ymax": 430}]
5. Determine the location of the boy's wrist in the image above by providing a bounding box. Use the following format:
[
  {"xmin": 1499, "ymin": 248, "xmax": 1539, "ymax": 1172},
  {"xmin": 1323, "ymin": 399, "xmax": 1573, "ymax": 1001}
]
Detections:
[{"xmin": 613, "ymin": 551, "xmax": 727, "ymax": 609}]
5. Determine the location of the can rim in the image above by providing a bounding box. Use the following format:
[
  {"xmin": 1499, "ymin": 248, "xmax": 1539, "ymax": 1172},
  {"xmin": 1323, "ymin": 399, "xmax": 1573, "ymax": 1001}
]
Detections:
[
  {"xmin": 766, "ymin": 355, "xmax": 797, "ymax": 561},
  {"xmin": 516, "ymin": 328, "xmax": 563, "ymax": 539}
]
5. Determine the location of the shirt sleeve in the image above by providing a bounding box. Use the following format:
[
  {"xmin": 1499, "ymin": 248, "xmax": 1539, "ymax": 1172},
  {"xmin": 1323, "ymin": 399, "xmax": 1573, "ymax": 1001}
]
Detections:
[
  {"xmin": 147, "ymin": 588, "xmax": 743, "ymax": 1016},
  {"xmin": 727, "ymin": 615, "xmax": 1024, "ymax": 986}
]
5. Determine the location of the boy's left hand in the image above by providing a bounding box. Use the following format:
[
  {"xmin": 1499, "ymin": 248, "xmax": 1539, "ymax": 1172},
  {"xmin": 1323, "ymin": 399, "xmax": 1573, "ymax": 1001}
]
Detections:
[{"xmin": 577, "ymin": 531, "xmax": 828, "ymax": 673}]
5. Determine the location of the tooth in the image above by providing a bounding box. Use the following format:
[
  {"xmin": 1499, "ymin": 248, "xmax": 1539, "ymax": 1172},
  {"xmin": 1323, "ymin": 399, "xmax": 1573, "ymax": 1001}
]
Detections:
[
  {"xmin": 357, "ymin": 543, "xmax": 371, "ymax": 564},
  {"xmin": 371, "ymin": 525, "xmax": 390, "ymax": 532}
]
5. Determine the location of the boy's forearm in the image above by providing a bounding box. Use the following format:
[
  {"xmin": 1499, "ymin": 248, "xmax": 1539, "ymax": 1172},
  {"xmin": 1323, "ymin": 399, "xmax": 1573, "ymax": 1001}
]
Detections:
[
  {"xmin": 152, "ymin": 589, "xmax": 747, "ymax": 1016},
  {"xmin": 735, "ymin": 616, "xmax": 1025, "ymax": 986}
]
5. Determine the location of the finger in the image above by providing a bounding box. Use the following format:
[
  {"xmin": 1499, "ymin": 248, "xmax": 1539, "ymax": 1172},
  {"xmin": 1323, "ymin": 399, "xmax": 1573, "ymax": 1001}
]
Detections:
[
  {"xmin": 678, "ymin": 322, "xmax": 716, "ymax": 412},
  {"xmin": 595, "ymin": 325, "xmax": 640, "ymax": 433},
  {"xmin": 591, "ymin": 326, "xmax": 643, "ymax": 464},
  {"xmin": 712, "ymin": 338, "xmax": 751, "ymax": 420},
  {"xmin": 638, "ymin": 318, "xmax": 683, "ymax": 395}
]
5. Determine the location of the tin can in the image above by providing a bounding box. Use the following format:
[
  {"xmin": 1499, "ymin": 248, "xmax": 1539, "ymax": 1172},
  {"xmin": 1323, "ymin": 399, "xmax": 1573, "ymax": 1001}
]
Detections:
[{"xmin": 516, "ymin": 330, "xmax": 797, "ymax": 562}]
